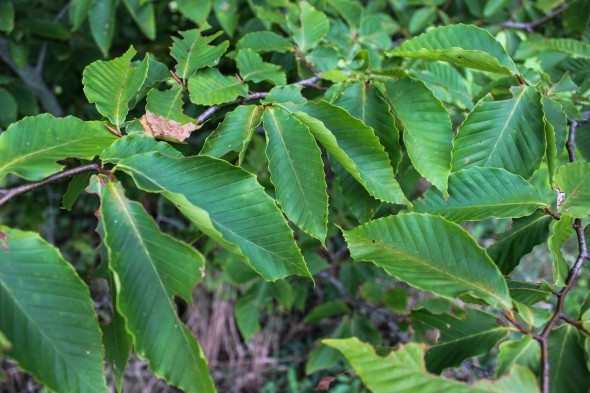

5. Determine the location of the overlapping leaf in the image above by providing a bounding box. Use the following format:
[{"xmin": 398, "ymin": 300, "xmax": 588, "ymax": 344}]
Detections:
[
  {"xmin": 496, "ymin": 336, "xmax": 541, "ymax": 377},
  {"xmin": 0, "ymin": 114, "xmax": 117, "ymax": 181},
  {"xmin": 332, "ymin": 81, "xmax": 401, "ymax": 169},
  {"xmin": 89, "ymin": 0, "xmax": 116, "ymax": 56},
  {"xmin": 145, "ymin": 85, "xmax": 195, "ymax": 124},
  {"xmin": 548, "ymin": 214, "xmax": 575, "ymax": 286},
  {"xmin": 0, "ymin": 227, "xmax": 107, "ymax": 393},
  {"xmin": 115, "ymin": 152, "xmax": 311, "ymax": 281},
  {"xmin": 452, "ymin": 86, "xmax": 546, "ymax": 179},
  {"xmin": 236, "ymin": 49, "xmax": 286, "ymax": 85},
  {"xmin": 262, "ymin": 107, "xmax": 328, "ymax": 244},
  {"xmin": 388, "ymin": 24, "xmax": 518, "ymax": 75},
  {"xmin": 279, "ymin": 100, "xmax": 409, "ymax": 205},
  {"xmin": 324, "ymin": 338, "xmax": 540, "ymax": 392},
  {"xmin": 82, "ymin": 46, "xmax": 149, "ymax": 127},
  {"xmin": 292, "ymin": 1, "xmax": 329, "ymax": 53},
  {"xmin": 554, "ymin": 162, "xmax": 590, "ymax": 217},
  {"xmin": 171, "ymin": 29, "xmax": 229, "ymax": 79},
  {"xmin": 412, "ymin": 308, "xmax": 509, "ymax": 373},
  {"xmin": 547, "ymin": 325, "xmax": 590, "ymax": 393},
  {"xmin": 414, "ymin": 167, "xmax": 548, "ymax": 221},
  {"xmin": 543, "ymin": 96, "xmax": 568, "ymax": 185},
  {"xmin": 384, "ymin": 77, "xmax": 453, "ymax": 195},
  {"xmin": 236, "ymin": 31, "xmax": 293, "ymax": 53},
  {"xmin": 101, "ymin": 134, "xmax": 182, "ymax": 163},
  {"xmin": 188, "ymin": 68, "xmax": 248, "ymax": 105},
  {"xmin": 342, "ymin": 213, "xmax": 511, "ymax": 308},
  {"xmin": 530, "ymin": 38, "xmax": 590, "ymax": 59},
  {"xmin": 93, "ymin": 180, "xmax": 214, "ymax": 393},
  {"xmin": 487, "ymin": 212, "xmax": 552, "ymax": 274},
  {"xmin": 200, "ymin": 105, "xmax": 262, "ymax": 164},
  {"xmin": 122, "ymin": 0, "xmax": 155, "ymax": 39}
]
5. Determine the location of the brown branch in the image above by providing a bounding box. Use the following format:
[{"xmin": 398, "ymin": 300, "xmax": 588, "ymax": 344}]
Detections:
[
  {"xmin": 536, "ymin": 118, "xmax": 588, "ymax": 393},
  {"xmin": 0, "ymin": 36, "xmax": 63, "ymax": 116},
  {"xmin": 294, "ymin": 45, "xmax": 319, "ymax": 74},
  {"xmin": 197, "ymin": 74, "xmax": 322, "ymax": 125},
  {"xmin": 502, "ymin": 311, "xmax": 541, "ymax": 339},
  {"xmin": 497, "ymin": 3, "xmax": 569, "ymax": 32},
  {"xmin": 561, "ymin": 315, "xmax": 590, "ymax": 337},
  {"xmin": 0, "ymin": 164, "xmax": 101, "ymax": 207}
]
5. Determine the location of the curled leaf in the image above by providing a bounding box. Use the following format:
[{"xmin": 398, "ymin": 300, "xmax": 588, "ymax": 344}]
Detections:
[
  {"xmin": 141, "ymin": 111, "xmax": 201, "ymax": 142},
  {"xmin": 313, "ymin": 376, "xmax": 337, "ymax": 391}
]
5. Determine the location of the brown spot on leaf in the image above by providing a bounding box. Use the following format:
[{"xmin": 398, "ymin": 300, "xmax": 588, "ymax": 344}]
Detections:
[
  {"xmin": 0, "ymin": 231, "xmax": 9, "ymax": 252},
  {"xmin": 313, "ymin": 376, "xmax": 337, "ymax": 391},
  {"xmin": 141, "ymin": 111, "xmax": 201, "ymax": 143}
]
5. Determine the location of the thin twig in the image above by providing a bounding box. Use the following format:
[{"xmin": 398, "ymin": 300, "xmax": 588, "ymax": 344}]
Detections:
[
  {"xmin": 536, "ymin": 118, "xmax": 588, "ymax": 393},
  {"xmin": 0, "ymin": 164, "xmax": 101, "ymax": 207},
  {"xmin": 294, "ymin": 45, "xmax": 319, "ymax": 74},
  {"xmin": 0, "ymin": 36, "xmax": 63, "ymax": 116},
  {"xmin": 197, "ymin": 74, "xmax": 322, "ymax": 125},
  {"xmin": 566, "ymin": 120, "xmax": 579, "ymax": 162},
  {"xmin": 561, "ymin": 315, "xmax": 590, "ymax": 336},
  {"xmin": 318, "ymin": 271, "xmax": 410, "ymax": 343},
  {"xmin": 498, "ymin": 3, "xmax": 569, "ymax": 32}
]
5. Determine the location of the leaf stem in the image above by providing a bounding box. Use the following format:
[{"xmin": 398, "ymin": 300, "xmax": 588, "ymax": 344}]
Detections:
[
  {"xmin": 196, "ymin": 74, "xmax": 322, "ymax": 124},
  {"xmin": 497, "ymin": 3, "xmax": 569, "ymax": 32}
]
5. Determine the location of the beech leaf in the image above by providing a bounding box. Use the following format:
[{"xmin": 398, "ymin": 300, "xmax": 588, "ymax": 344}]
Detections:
[{"xmin": 141, "ymin": 111, "xmax": 201, "ymax": 142}]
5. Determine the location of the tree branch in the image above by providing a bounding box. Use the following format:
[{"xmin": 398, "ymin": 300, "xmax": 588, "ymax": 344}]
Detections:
[
  {"xmin": 318, "ymin": 271, "xmax": 410, "ymax": 343},
  {"xmin": 196, "ymin": 74, "xmax": 322, "ymax": 125},
  {"xmin": 0, "ymin": 36, "xmax": 64, "ymax": 116},
  {"xmin": 537, "ymin": 118, "xmax": 588, "ymax": 393},
  {"xmin": 497, "ymin": 3, "xmax": 569, "ymax": 32},
  {"xmin": 0, "ymin": 164, "xmax": 101, "ymax": 207}
]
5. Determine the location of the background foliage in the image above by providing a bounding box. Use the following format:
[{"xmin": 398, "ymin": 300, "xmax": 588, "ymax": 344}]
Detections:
[{"xmin": 1, "ymin": 0, "xmax": 590, "ymax": 392}]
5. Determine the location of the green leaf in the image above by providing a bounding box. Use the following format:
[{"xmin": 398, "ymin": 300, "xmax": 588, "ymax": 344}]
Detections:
[
  {"xmin": 530, "ymin": 38, "xmax": 590, "ymax": 59},
  {"xmin": 496, "ymin": 335, "xmax": 540, "ymax": 377},
  {"xmin": 262, "ymin": 107, "xmax": 328, "ymax": 244},
  {"xmin": 412, "ymin": 308, "xmax": 509, "ymax": 373},
  {"xmin": 324, "ymin": 338, "xmax": 540, "ymax": 393},
  {"xmin": 69, "ymin": 0, "xmax": 91, "ymax": 31},
  {"xmin": 0, "ymin": 114, "xmax": 116, "ymax": 182},
  {"xmin": 236, "ymin": 49, "xmax": 286, "ymax": 85},
  {"xmin": 115, "ymin": 152, "xmax": 311, "ymax": 281},
  {"xmin": 330, "ymin": 155, "xmax": 380, "ymax": 223},
  {"xmin": 101, "ymin": 134, "xmax": 183, "ymax": 164},
  {"xmin": 61, "ymin": 172, "xmax": 93, "ymax": 211},
  {"xmin": 171, "ymin": 29, "xmax": 229, "ymax": 80},
  {"xmin": 188, "ymin": 68, "xmax": 248, "ymax": 106},
  {"xmin": 101, "ymin": 274, "xmax": 132, "ymax": 393},
  {"xmin": 96, "ymin": 180, "xmax": 215, "ymax": 393},
  {"xmin": 555, "ymin": 162, "xmax": 590, "ymax": 217},
  {"xmin": 507, "ymin": 280, "xmax": 552, "ymax": 305},
  {"xmin": 488, "ymin": 212, "xmax": 553, "ymax": 274},
  {"xmin": 543, "ymin": 97, "xmax": 568, "ymax": 185},
  {"xmin": 122, "ymin": 0, "xmax": 155, "ymax": 39},
  {"xmin": 412, "ymin": 61, "xmax": 474, "ymax": 110},
  {"xmin": 213, "ymin": 0, "xmax": 238, "ymax": 37},
  {"xmin": 0, "ymin": 88, "xmax": 17, "ymax": 128},
  {"xmin": 146, "ymin": 85, "xmax": 195, "ymax": 124},
  {"xmin": 452, "ymin": 86, "xmax": 546, "ymax": 179},
  {"xmin": 548, "ymin": 214, "xmax": 575, "ymax": 287},
  {"xmin": 82, "ymin": 47, "xmax": 149, "ymax": 128},
  {"xmin": 547, "ymin": 325, "xmax": 590, "ymax": 393},
  {"xmin": 304, "ymin": 301, "xmax": 350, "ymax": 324},
  {"xmin": 279, "ymin": 100, "xmax": 409, "ymax": 205},
  {"xmin": 235, "ymin": 281, "xmax": 269, "ymax": 340},
  {"xmin": 342, "ymin": 213, "xmax": 511, "ymax": 309},
  {"xmin": 415, "ymin": 168, "xmax": 549, "ymax": 222},
  {"xmin": 408, "ymin": 7, "xmax": 437, "ymax": 35},
  {"xmin": 176, "ymin": 0, "xmax": 211, "ymax": 25},
  {"xmin": 0, "ymin": 0, "xmax": 15, "ymax": 32},
  {"xmin": 388, "ymin": 24, "xmax": 518, "ymax": 75},
  {"xmin": 236, "ymin": 31, "xmax": 293, "ymax": 53},
  {"xmin": 89, "ymin": 0, "xmax": 116, "ymax": 56},
  {"xmin": 383, "ymin": 77, "xmax": 453, "ymax": 195},
  {"xmin": 332, "ymin": 81, "xmax": 402, "ymax": 169},
  {"xmin": 200, "ymin": 105, "xmax": 263, "ymax": 164},
  {"xmin": 292, "ymin": 1, "xmax": 329, "ymax": 53},
  {"xmin": 0, "ymin": 227, "xmax": 107, "ymax": 393}
]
